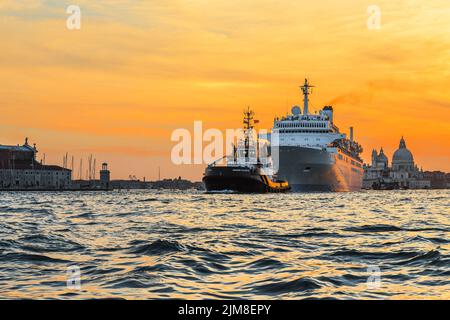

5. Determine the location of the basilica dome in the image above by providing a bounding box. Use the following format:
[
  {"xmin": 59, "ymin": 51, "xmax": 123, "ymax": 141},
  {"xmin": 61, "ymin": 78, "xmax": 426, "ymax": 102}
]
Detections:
[
  {"xmin": 393, "ymin": 148, "xmax": 413, "ymax": 162},
  {"xmin": 393, "ymin": 137, "xmax": 413, "ymax": 162},
  {"xmin": 392, "ymin": 137, "xmax": 414, "ymax": 171}
]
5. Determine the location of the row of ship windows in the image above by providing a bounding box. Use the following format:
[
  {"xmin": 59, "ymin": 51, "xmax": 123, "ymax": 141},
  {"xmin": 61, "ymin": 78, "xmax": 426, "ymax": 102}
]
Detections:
[
  {"xmin": 338, "ymin": 154, "xmax": 362, "ymax": 168},
  {"xmin": 278, "ymin": 130, "xmax": 331, "ymax": 134},
  {"xmin": 281, "ymin": 137, "xmax": 321, "ymax": 141},
  {"xmin": 277, "ymin": 123, "xmax": 328, "ymax": 128}
]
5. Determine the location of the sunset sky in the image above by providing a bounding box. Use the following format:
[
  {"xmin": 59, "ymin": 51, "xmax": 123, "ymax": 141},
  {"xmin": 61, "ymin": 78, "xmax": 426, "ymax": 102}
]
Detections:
[{"xmin": 1, "ymin": 0, "xmax": 449, "ymax": 180}]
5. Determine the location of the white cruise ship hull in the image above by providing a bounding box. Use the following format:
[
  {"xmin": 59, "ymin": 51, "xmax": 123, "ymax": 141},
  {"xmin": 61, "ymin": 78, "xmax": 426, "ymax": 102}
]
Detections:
[{"xmin": 272, "ymin": 146, "xmax": 363, "ymax": 192}]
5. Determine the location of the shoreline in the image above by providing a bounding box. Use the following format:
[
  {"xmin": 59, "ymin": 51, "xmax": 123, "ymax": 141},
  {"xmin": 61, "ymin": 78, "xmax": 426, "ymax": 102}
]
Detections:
[{"xmin": 1, "ymin": 187, "xmax": 448, "ymax": 192}]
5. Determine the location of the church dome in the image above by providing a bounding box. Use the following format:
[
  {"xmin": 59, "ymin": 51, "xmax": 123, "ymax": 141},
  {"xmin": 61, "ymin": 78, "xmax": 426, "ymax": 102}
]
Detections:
[{"xmin": 393, "ymin": 137, "xmax": 413, "ymax": 162}]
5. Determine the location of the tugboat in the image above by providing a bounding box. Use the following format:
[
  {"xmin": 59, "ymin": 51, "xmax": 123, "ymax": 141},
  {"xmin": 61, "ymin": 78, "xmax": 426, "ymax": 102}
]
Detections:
[{"xmin": 203, "ymin": 108, "xmax": 290, "ymax": 193}]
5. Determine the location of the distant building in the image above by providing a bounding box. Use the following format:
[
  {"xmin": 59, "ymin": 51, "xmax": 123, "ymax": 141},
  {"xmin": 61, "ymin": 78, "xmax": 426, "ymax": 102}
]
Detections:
[
  {"xmin": 363, "ymin": 137, "xmax": 432, "ymax": 189},
  {"xmin": 0, "ymin": 138, "xmax": 71, "ymax": 189},
  {"xmin": 109, "ymin": 177, "xmax": 204, "ymax": 190},
  {"xmin": 100, "ymin": 163, "xmax": 110, "ymax": 188},
  {"xmin": 422, "ymin": 171, "xmax": 450, "ymax": 189}
]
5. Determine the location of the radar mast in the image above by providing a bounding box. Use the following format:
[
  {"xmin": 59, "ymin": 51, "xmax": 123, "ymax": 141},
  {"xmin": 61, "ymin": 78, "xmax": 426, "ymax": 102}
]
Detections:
[{"xmin": 300, "ymin": 78, "xmax": 314, "ymax": 115}]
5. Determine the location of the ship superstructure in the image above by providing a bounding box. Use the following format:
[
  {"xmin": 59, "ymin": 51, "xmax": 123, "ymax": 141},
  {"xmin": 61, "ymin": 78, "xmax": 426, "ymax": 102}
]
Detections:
[
  {"xmin": 203, "ymin": 108, "xmax": 289, "ymax": 193},
  {"xmin": 223, "ymin": 108, "xmax": 273, "ymax": 173},
  {"xmin": 271, "ymin": 79, "xmax": 364, "ymax": 191}
]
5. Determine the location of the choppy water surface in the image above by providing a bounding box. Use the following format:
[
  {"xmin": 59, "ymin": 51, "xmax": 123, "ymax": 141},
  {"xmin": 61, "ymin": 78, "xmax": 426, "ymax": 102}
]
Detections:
[{"xmin": 0, "ymin": 190, "xmax": 449, "ymax": 299}]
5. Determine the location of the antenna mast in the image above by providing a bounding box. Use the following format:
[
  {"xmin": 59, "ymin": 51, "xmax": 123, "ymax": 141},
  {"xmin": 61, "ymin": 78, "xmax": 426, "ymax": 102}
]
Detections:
[
  {"xmin": 243, "ymin": 107, "xmax": 255, "ymax": 161},
  {"xmin": 243, "ymin": 106, "xmax": 254, "ymax": 131},
  {"xmin": 300, "ymin": 78, "xmax": 314, "ymax": 115}
]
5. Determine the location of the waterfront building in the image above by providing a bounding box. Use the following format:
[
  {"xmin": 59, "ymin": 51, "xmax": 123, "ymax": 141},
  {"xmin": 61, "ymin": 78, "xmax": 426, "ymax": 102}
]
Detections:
[
  {"xmin": 363, "ymin": 137, "xmax": 431, "ymax": 189},
  {"xmin": 422, "ymin": 171, "xmax": 450, "ymax": 189},
  {"xmin": 0, "ymin": 138, "xmax": 71, "ymax": 190}
]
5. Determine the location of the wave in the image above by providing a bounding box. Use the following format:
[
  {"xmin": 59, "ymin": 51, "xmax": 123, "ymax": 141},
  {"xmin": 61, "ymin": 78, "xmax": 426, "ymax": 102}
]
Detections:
[
  {"xmin": 248, "ymin": 277, "xmax": 321, "ymax": 295},
  {"xmin": 104, "ymin": 278, "xmax": 157, "ymax": 289},
  {"xmin": 133, "ymin": 264, "xmax": 168, "ymax": 273},
  {"xmin": 256, "ymin": 228, "xmax": 346, "ymax": 239},
  {"xmin": 138, "ymin": 198, "xmax": 159, "ymax": 202},
  {"xmin": 344, "ymin": 224, "xmax": 450, "ymax": 233},
  {"xmin": 316, "ymin": 274, "xmax": 368, "ymax": 287},
  {"xmin": 19, "ymin": 234, "xmax": 84, "ymax": 253},
  {"xmin": 295, "ymin": 231, "xmax": 345, "ymax": 238},
  {"xmin": 1, "ymin": 252, "xmax": 69, "ymax": 264},
  {"xmin": 190, "ymin": 248, "xmax": 230, "ymax": 261},
  {"xmin": 406, "ymin": 235, "xmax": 450, "ymax": 245},
  {"xmin": 330, "ymin": 249, "xmax": 415, "ymax": 259},
  {"xmin": 128, "ymin": 239, "xmax": 185, "ymax": 255},
  {"xmin": 246, "ymin": 257, "xmax": 286, "ymax": 270},
  {"xmin": 72, "ymin": 212, "xmax": 96, "ymax": 218},
  {"xmin": 397, "ymin": 249, "xmax": 441, "ymax": 266},
  {"xmin": 180, "ymin": 258, "xmax": 215, "ymax": 274},
  {"xmin": 344, "ymin": 224, "xmax": 403, "ymax": 232},
  {"xmin": 176, "ymin": 226, "xmax": 223, "ymax": 234},
  {"xmin": 0, "ymin": 206, "xmax": 52, "ymax": 214},
  {"xmin": 330, "ymin": 248, "xmax": 442, "ymax": 266},
  {"xmin": 205, "ymin": 190, "xmax": 239, "ymax": 194},
  {"xmin": 0, "ymin": 239, "xmax": 19, "ymax": 249}
]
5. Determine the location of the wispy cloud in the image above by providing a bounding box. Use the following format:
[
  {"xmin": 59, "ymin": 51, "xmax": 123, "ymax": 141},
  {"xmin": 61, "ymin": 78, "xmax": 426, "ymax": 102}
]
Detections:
[{"xmin": 0, "ymin": 0, "xmax": 449, "ymax": 178}]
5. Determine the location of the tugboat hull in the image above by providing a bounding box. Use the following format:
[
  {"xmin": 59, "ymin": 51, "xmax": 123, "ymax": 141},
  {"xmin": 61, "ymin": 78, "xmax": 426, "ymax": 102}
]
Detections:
[{"xmin": 203, "ymin": 166, "xmax": 289, "ymax": 193}]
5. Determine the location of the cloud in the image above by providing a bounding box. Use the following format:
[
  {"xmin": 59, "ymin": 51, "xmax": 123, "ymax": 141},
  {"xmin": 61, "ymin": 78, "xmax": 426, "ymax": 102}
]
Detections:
[
  {"xmin": 0, "ymin": 0, "xmax": 42, "ymax": 11},
  {"xmin": 1, "ymin": 0, "xmax": 450, "ymax": 177}
]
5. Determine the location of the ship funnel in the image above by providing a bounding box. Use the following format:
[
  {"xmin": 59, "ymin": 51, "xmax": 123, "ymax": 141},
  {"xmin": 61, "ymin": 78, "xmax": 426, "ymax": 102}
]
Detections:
[
  {"xmin": 323, "ymin": 106, "xmax": 333, "ymax": 123},
  {"xmin": 349, "ymin": 127, "xmax": 354, "ymax": 142}
]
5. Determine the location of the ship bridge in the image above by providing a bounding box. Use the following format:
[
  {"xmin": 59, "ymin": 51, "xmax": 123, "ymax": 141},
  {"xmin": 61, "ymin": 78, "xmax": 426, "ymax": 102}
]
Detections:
[
  {"xmin": 272, "ymin": 112, "xmax": 344, "ymax": 148},
  {"xmin": 271, "ymin": 79, "xmax": 345, "ymax": 148}
]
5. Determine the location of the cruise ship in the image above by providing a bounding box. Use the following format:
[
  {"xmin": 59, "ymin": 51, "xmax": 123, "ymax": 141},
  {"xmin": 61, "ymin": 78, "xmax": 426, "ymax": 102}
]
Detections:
[{"xmin": 270, "ymin": 79, "xmax": 364, "ymax": 191}]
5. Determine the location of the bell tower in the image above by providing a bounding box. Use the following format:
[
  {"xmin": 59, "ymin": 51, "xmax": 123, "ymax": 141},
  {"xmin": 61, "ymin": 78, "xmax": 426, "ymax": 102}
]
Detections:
[{"xmin": 100, "ymin": 163, "xmax": 110, "ymax": 188}]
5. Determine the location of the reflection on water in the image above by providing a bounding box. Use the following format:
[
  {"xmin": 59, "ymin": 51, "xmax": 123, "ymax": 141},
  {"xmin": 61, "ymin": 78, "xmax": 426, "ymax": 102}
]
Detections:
[{"xmin": 0, "ymin": 190, "xmax": 449, "ymax": 299}]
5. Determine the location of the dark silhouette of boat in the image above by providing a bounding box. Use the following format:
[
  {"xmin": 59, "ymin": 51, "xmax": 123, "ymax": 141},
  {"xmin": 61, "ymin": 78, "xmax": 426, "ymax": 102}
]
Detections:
[{"xmin": 203, "ymin": 108, "xmax": 290, "ymax": 193}]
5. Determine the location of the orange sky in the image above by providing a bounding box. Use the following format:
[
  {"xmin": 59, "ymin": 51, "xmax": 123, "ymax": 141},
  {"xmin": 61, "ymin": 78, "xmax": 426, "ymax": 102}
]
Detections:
[{"xmin": 0, "ymin": 0, "xmax": 449, "ymax": 180}]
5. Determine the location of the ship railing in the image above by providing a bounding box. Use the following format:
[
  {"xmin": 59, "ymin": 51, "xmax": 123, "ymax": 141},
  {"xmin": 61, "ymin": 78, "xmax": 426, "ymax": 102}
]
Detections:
[
  {"xmin": 208, "ymin": 156, "xmax": 227, "ymax": 167},
  {"xmin": 332, "ymin": 144, "xmax": 363, "ymax": 163},
  {"xmin": 326, "ymin": 147, "xmax": 338, "ymax": 153},
  {"xmin": 209, "ymin": 156, "xmax": 256, "ymax": 167},
  {"xmin": 331, "ymin": 124, "xmax": 340, "ymax": 132}
]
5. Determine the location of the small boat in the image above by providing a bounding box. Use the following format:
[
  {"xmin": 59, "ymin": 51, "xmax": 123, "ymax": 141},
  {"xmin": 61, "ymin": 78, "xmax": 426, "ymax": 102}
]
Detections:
[
  {"xmin": 202, "ymin": 108, "xmax": 290, "ymax": 193},
  {"xmin": 372, "ymin": 180, "xmax": 400, "ymax": 190}
]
